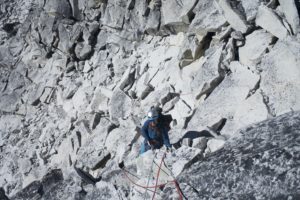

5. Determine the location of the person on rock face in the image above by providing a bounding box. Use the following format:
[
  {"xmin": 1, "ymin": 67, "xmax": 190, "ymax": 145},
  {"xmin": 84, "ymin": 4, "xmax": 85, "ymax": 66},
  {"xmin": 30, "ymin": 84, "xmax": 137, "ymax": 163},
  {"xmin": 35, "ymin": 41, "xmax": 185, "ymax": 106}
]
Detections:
[{"xmin": 140, "ymin": 107, "xmax": 172, "ymax": 154}]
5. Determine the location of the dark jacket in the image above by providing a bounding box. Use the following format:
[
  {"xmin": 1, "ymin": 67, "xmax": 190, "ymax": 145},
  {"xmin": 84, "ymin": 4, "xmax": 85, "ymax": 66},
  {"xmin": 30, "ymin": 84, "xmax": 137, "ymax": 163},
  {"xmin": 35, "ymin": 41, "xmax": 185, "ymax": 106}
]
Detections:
[{"xmin": 141, "ymin": 119, "xmax": 171, "ymax": 148}]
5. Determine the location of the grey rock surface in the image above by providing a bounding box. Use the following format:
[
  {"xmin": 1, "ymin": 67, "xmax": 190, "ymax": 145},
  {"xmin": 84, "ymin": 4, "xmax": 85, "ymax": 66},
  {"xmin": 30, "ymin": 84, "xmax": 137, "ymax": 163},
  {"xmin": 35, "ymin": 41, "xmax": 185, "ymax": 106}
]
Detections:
[
  {"xmin": 278, "ymin": 0, "xmax": 300, "ymax": 34},
  {"xmin": 189, "ymin": 0, "xmax": 226, "ymax": 34},
  {"xmin": 179, "ymin": 111, "xmax": 300, "ymax": 199},
  {"xmin": 217, "ymin": 0, "xmax": 249, "ymax": 33},
  {"xmin": 260, "ymin": 37, "xmax": 300, "ymax": 116},
  {"xmin": 256, "ymin": 5, "xmax": 290, "ymax": 39},
  {"xmin": 239, "ymin": 30, "xmax": 274, "ymax": 68},
  {"xmin": 0, "ymin": 0, "xmax": 300, "ymax": 199}
]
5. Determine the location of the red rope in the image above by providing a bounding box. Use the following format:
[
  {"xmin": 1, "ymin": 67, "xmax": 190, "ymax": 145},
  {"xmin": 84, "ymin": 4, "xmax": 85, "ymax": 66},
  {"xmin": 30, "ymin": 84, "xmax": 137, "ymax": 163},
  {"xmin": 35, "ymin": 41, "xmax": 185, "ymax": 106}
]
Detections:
[
  {"xmin": 122, "ymin": 167, "xmax": 168, "ymax": 189},
  {"xmin": 122, "ymin": 152, "xmax": 185, "ymax": 199},
  {"xmin": 174, "ymin": 180, "xmax": 183, "ymax": 200},
  {"xmin": 151, "ymin": 152, "xmax": 166, "ymax": 200}
]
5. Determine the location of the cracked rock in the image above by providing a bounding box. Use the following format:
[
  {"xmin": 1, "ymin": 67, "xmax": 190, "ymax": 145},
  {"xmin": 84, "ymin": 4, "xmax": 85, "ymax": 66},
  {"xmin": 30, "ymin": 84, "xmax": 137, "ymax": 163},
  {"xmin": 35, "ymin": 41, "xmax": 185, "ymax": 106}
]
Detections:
[
  {"xmin": 278, "ymin": 0, "xmax": 300, "ymax": 34},
  {"xmin": 217, "ymin": 0, "xmax": 249, "ymax": 33},
  {"xmin": 187, "ymin": 61, "xmax": 260, "ymax": 134},
  {"xmin": 189, "ymin": 0, "xmax": 226, "ymax": 34},
  {"xmin": 259, "ymin": 37, "xmax": 300, "ymax": 116},
  {"xmin": 256, "ymin": 5, "xmax": 290, "ymax": 40},
  {"xmin": 239, "ymin": 30, "xmax": 274, "ymax": 68},
  {"xmin": 109, "ymin": 88, "xmax": 132, "ymax": 123}
]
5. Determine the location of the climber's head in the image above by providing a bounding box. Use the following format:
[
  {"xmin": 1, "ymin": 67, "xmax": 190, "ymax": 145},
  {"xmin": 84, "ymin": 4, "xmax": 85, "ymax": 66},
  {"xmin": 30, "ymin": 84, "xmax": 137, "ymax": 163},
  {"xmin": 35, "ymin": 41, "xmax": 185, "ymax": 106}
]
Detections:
[{"xmin": 147, "ymin": 107, "xmax": 159, "ymax": 126}]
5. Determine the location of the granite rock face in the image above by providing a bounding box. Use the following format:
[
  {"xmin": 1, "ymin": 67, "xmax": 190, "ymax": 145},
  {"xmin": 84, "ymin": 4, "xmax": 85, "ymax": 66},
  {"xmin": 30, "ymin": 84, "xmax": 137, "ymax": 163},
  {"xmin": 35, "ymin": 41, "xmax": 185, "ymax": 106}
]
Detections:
[
  {"xmin": 1, "ymin": 0, "xmax": 300, "ymax": 199},
  {"xmin": 179, "ymin": 111, "xmax": 300, "ymax": 199}
]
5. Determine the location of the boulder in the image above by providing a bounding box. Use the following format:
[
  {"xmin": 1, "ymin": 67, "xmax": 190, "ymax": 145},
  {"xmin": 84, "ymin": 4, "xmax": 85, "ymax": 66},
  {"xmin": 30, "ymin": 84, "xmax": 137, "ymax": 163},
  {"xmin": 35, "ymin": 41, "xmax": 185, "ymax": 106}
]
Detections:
[
  {"xmin": 239, "ymin": 30, "xmax": 274, "ymax": 68},
  {"xmin": 166, "ymin": 146, "xmax": 202, "ymax": 177},
  {"xmin": 178, "ymin": 33, "xmax": 211, "ymax": 66},
  {"xmin": 168, "ymin": 99, "xmax": 192, "ymax": 129},
  {"xmin": 189, "ymin": 0, "xmax": 226, "ymax": 34},
  {"xmin": 144, "ymin": 5, "xmax": 161, "ymax": 35},
  {"xmin": 221, "ymin": 92, "xmax": 268, "ymax": 136},
  {"xmin": 93, "ymin": 181, "xmax": 120, "ymax": 200},
  {"xmin": 160, "ymin": 0, "xmax": 197, "ymax": 32},
  {"xmin": 278, "ymin": 0, "xmax": 300, "ymax": 34},
  {"xmin": 187, "ymin": 61, "xmax": 260, "ymax": 134},
  {"xmin": 190, "ymin": 45, "xmax": 224, "ymax": 101},
  {"xmin": 241, "ymin": 0, "xmax": 262, "ymax": 21},
  {"xmin": 255, "ymin": 5, "xmax": 289, "ymax": 39},
  {"xmin": 75, "ymin": 42, "xmax": 92, "ymax": 60},
  {"xmin": 6, "ymin": 69, "xmax": 25, "ymax": 93},
  {"xmin": 259, "ymin": 37, "xmax": 300, "ymax": 116},
  {"xmin": 8, "ymin": 37, "xmax": 25, "ymax": 57},
  {"xmin": 77, "ymin": 147, "xmax": 111, "ymax": 171},
  {"xmin": 37, "ymin": 12, "xmax": 56, "ymax": 47},
  {"xmin": 87, "ymin": 86, "xmax": 109, "ymax": 113},
  {"xmin": 167, "ymin": 57, "xmax": 205, "ymax": 108},
  {"xmin": 0, "ymin": 115, "xmax": 23, "ymax": 133},
  {"xmin": 0, "ymin": 92, "xmax": 20, "ymax": 112},
  {"xmin": 109, "ymin": 88, "xmax": 132, "ymax": 123},
  {"xmin": 205, "ymin": 138, "xmax": 226, "ymax": 153},
  {"xmin": 217, "ymin": 0, "xmax": 249, "ymax": 33},
  {"xmin": 104, "ymin": 126, "xmax": 136, "ymax": 161},
  {"xmin": 21, "ymin": 43, "xmax": 47, "ymax": 69},
  {"xmin": 91, "ymin": 63, "xmax": 111, "ymax": 86},
  {"xmin": 102, "ymin": 2, "xmax": 126, "ymax": 29},
  {"xmin": 44, "ymin": 0, "xmax": 72, "ymax": 18},
  {"xmin": 72, "ymin": 84, "xmax": 92, "ymax": 113}
]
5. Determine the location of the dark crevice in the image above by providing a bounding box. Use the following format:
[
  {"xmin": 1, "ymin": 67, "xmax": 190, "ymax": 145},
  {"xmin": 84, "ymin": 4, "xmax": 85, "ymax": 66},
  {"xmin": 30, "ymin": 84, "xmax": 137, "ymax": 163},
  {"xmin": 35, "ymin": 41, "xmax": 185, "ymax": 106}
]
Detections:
[
  {"xmin": 92, "ymin": 153, "xmax": 111, "ymax": 170},
  {"xmin": 107, "ymin": 123, "xmax": 118, "ymax": 135},
  {"xmin": 234, "ymin": 42, "xmax": 239, "ymax": 61},
  {"xmin": 0, "ymin": 187, "xmax": 9, "ymax": 200},
  {"xmin": 270, "ymin": 36, "xmax": 278, "ymax": 46},
  {"xmin": 127, "ymin": 0, "xmax": 135, "ymax": 10},
  {"xmin": 267, "ymin": 0, "xmax": 279, "ymax": 9},
  {"xmin": 74, "ymin": 166, "xmax": 102, "ymax": 185},
  {"xmin": 161, "ymin": 93, "xmax": 179, "ymax": 106},
  {"xmin": 140, "ymin": 84, "xmax": 154, "ymax": 100},
  {"xmin": 143, "ymin": 7, "xmax": 150, "ymax": 17},
  {"xmin": 196, "ymin": 76, "xmax": 224, "ymax": 100},
  {"xmin": 31, "ymin": 98, "xmax": 41, "ymax": 106},
  {"xmin": 2, "ymin": 22, "xmax": 19, "ymax": 35},
  {"xmin": 188, "ymin": 11, "xmax": 196, "ymax": 23},
  {"xmin": 156, "ymin": 9, "xmax": 162, "ymax": 34},
  {"xmin": 92, "ymin": 112, "xmax": 102, "ymax": 129},
  {"xmin": 246, "ymin": 76, "xmax": 261, "ymax": 99},
  {"xmin": 76, "ymin": 131, "xmax": 82, "ymax": 147},
  {"xmin": 210, "ymin": 118, "xmax": 227, "ymax": 133},
  {"xmin": 195, "ymin": 32, "xmax": 216, "ymax": 60},
  {"xmin": 295, "ymin": 0, "xmax": 300, "ymax": 18},
  {"xmin": 71, "ymin": 138, "xmax": 74, "ymax": 150},
  {"xmin": 187, "ymin": 183, "xmax": 201, "ymax": 196},
  {"xmin": 69, "ymin": 154, "xmax": 72, "ymax": 166},
  {"xmin": 187, "ymin": 0, "xmax": 200, "ymax": 24},
  {"xmin": 107, "ymin": 62, "xmax": 115, "ymax": 78},
  {"xmin": 183, "ymin": 109, "xmax": 196, "ymax": 129}
]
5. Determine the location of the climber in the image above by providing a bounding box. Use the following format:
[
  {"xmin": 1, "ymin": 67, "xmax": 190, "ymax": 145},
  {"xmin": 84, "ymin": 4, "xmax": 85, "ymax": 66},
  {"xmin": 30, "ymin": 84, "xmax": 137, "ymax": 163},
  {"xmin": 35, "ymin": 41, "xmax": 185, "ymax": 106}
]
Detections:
[{"xmin": 140, "ymin": 106, "xmax": 172, "ymax": 154}]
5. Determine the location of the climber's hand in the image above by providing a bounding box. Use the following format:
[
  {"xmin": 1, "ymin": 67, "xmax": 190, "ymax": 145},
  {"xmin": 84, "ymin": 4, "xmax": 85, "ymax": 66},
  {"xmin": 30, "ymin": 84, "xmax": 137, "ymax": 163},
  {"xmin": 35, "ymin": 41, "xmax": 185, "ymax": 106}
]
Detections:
[{"xmin": 148, "ymin": 140, "xmax": 157, "ymax": 149}]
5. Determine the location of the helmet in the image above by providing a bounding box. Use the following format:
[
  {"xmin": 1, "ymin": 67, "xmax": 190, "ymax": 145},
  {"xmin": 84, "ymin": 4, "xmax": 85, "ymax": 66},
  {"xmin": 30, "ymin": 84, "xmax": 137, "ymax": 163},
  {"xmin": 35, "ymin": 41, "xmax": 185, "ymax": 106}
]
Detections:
[{"xmin": 147, "ymin": 107, "xmax": 159, "ymax": 121}]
